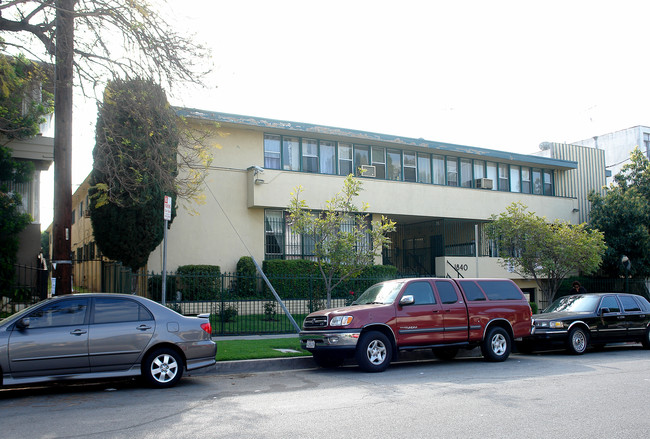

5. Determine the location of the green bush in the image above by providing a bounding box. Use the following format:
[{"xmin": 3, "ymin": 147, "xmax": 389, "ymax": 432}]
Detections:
[
  {"xmin": 261, "ymin": 260, "xmax": 398, "ymax": 299},
  {"xmin": 176, "ymin": 265, "xmax": 221, "ymax": 300},
  {"xmin": 148, "ymin": 274, "xmax": 177, "ymax": 302},
  {"xmin": 529, "ymin": 302, "xmax": 538, "ymax": 314},
  {"xmin": 236, "ymin": 256, "xmax": 258, "ymax": 297}
]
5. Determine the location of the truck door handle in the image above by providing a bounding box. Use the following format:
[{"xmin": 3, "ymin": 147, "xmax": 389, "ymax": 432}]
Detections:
[{"xmin": 432, "ymin": 310, "xmax": 439, "ymax": 313}]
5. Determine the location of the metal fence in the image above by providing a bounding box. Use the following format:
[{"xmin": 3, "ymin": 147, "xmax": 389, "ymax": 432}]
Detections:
[{"xmin": 142, "ymin": 271, "xmax": 382, "ymax": 336}]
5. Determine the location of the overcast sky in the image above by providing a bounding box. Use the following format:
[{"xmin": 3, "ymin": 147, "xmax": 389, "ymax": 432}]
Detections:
[{"xmin": 40, "ymin": 0, "xmax": 650, "ymax": 228}]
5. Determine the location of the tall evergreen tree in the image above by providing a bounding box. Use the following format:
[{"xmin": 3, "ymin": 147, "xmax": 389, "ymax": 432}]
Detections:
[{"xmin": 90, "ymin": 78, "xmax": 178, "ymax": 272}]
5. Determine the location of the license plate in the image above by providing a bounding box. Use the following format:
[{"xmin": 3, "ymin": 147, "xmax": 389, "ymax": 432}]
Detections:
[{"xmin": 306, "ymin": 340, "xmax": 315, "ymax": 349}]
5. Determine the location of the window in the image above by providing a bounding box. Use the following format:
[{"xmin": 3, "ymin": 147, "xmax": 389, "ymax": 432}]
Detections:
[
  {"xmin": 302, "ymin": 139, "xmax": 319, "ymax": 173},
  {"xmin": 446, "ymin": 157, "xmax": 458, "ymax": 186},
  {"xmin": 27, "ymin": 299, "xmax": 88, "ymax": 328},
  {"xmin": 320, "ymin": 141, "xmax": 336, "ymax": 174},
  {"xmin": 645, "ymin": 133, "xmax": 650, "ymax": 158},
  {"xmin": 71, "ymin": 209, "xmax": 76, "ymax": 225},
  {"xmin": 339, "ymin": 143, "xmax": 353, "ymax": 176},
  {"xmin": 458, "ymin": 281, "xmax": 486, "ymax": 301},
  {"xmin": 432, "ymin": 155, "xmax": 445, "ymax": 185},
  {"xmin": 435, "ymin": 280, "xmax": 458, "ymax": 304},
  {"xmin": 283, "ymin": 137, "xmax": 300, "ymax": 171},
  {"xmin": 264, "ymin": 134, "xmax": 281, "ymax": 169},
  {"xmin": 386, "ymin": 149, "xmax": 401, "ymax": 181},
  {"xmin": 403, "ymin": 151, "xmax": 416, "ymax": 182},
  {"xmin": 264, "ymin": 210, "xmax": 370, "ymax": 260},
  {"xmin": 265, "ymin": 210, "xmax": 284, "ymax": 258},
  {"xmin": 417, "ymin": 153, "xmax": 431, "ymax": 184},
  {"xmin": 404, "ymin": 281, "xmax": 435, "ymax": 305},
  {"xmin": 532, "ymin": 168, "xmax": 542, "ymax": 194},
  {"xmin": 476, "ymin": 280, "xmax": 524, "ymax": 300},
  {"xmin": 486, "ymin": 162, "xmax": 497, "ymax": 191},
  {"xmin": 599, "ymin": 296, "xmax": 620, "ymax": 313},
  {"xmin": 620, "ymin": 295, "xmax": 641, "ymax": 312},
  {"xmin": 521, "ymin": 168, "xmax": 531, "ymax": 193},
  {"xmin": 354, "ymin": 145, "xmax": 369, "ymax": 176},
  {"xmin": 371, "ymin": 147, "xmax": 386, "ymax": 179},
  {"xmin": 460, "ymin": 158, "xmax": 472, "ymax": 188},
  {"xmin": 93, "ymin": 298, "xmax": 153, "ymax": 324},
  {"xmin": 498, "ymin": 164, "xmax": 509, "ymax": 191},
  {"xmin": 543, "ymin": 170, "xmax": 553, "ymax": 195},
  {"xmin": 510, "ymin": 165, "xmax": 521, "ymax": 192},
  {"xmin": 473, "ymin": 160, "xmax": 485, "ymax": 180}
]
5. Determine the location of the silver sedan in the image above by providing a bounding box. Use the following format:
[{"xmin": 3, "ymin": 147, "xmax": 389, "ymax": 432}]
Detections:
[{"xmin": 0, "ymin": 293, "xmax": 216, "ymax": 388}]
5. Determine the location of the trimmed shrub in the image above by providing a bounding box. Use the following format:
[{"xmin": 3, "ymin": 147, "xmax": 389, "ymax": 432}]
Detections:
[
  {"xmin": 236, "ymin": 256, "xmax": 258, "ymax": 297},
  {"xmin": 176, "ymin": 265, "xmax": 221, "ymax": 300},
  {"xmin": 148, "ymin": 274, "xmax": 177, "ymax": 302}
]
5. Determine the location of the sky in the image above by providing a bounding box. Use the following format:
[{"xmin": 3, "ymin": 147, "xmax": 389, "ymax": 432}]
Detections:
[{"xmin": 39, "ymin": 0, "xmax": 650, "ymax": 229}]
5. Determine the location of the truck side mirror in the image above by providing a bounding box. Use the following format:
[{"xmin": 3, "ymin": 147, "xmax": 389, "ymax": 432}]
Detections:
[{"xmin": 399, "ymin": 295, "xmax": 414, "ymax": 306}]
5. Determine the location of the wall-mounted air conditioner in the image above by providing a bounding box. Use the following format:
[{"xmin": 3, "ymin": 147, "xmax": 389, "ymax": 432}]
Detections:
[
  {"xmin": 360, "ymin": 165, "xmax": 376, "ymax": 177},
  {"xmin": 475, "ymin": 178, "xmax": 493, "ymax": 189}
]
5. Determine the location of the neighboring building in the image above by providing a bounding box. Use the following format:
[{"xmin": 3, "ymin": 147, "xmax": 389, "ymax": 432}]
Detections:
[
  {"xmin": 6, "ymin": 134, "xmax": 53, "ymax": 267},
  {"xmin": 137, "ymin": 109, "xmax": 605, "ymax": 304},
  {"xmin": 535, "ymin": 142, "xmax": 607, "ymax": 224},
  {"xmin": 573, "ymin": 125, "xmax": 650, "ymax": 183}
]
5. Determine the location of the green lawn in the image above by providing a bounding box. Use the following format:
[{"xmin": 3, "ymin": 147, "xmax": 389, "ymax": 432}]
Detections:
[{"xmin": 215, "ymin": 337, "xmax": 311, "ymax": 361}]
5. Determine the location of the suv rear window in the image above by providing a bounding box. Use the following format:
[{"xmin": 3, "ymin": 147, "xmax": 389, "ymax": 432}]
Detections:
[{"xmin": 476, "ymin": 280, "xmax": 524, "ymax": 301}]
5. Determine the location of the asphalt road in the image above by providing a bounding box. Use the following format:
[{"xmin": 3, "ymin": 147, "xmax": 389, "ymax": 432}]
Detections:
[{"xmin": 1, "ymin": 345, "xmax": 649, "ymax": 439}]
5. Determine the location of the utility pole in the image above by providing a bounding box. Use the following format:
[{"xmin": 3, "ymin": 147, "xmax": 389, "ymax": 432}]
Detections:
[{"xmin": 51, "ymin": 0, "xmax": 75, "ymax": 295}]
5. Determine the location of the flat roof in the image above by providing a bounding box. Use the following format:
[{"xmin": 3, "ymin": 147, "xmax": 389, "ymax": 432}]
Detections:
[{"xmin": 177, "ymin": 107, "xmax": 578, "ymax": 170}]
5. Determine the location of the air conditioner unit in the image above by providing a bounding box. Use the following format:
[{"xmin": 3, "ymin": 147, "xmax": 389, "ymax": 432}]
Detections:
[
  {"xmin": 475, "ymin": 178, "xmax": 493, "ymax": 189},
  {"xmin": 83, "ymin": 209, "xmax": 91, "ymax": 217},
  {"xmin": 360, "ymin": 165, "xmax": 376, "ymax": 177}
]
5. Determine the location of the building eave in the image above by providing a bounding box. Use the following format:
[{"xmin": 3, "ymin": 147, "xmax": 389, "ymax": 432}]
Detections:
[{"xmin": 176, "ymin": 107, "xmax": 578, "ymax": 170}]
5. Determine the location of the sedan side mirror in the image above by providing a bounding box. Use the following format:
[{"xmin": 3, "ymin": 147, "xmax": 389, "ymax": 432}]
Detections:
[
  {"xmin": 16, "ymin": 317, "xmax": 30, "ymax": 329},
  {"xmin": 399, "ymin": 295, "xmax": 414, "ymax": 306}
]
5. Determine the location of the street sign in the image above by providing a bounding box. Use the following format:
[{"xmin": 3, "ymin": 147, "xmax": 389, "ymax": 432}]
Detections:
[{"xmin": 164, "ymin": 195, "xmax": 172, "ymax": 221}]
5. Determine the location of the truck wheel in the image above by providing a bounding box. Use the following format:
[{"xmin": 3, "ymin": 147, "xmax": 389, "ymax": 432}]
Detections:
[
  {"xmin": 312, "ymin": 352, "xmax": 344, "ymax": 368},
  {"xmin": 481, "ymin": 327, "xmax": 511, "ymax": 362},
  {"xmin": 433, "ymin": 347, "xmax": 459, "ymax": 361},
  {"xmin": 566, "ymin": 327, "xmax": 589, "ymax": 355},
  {"xmin": 355, "ymin": 331, "xmax": 392, "ymax": 372}
]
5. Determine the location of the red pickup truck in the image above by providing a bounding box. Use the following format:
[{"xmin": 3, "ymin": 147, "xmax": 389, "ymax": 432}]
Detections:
[{"xmin": 299, "ymin": 278, "xmax": 532, "ymax": 372}]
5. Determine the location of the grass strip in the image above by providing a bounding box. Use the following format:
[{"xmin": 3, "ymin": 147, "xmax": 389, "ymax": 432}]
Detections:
[{"xmin": 215, "ymin": 337, "xmax": 311, "ymax": 361}]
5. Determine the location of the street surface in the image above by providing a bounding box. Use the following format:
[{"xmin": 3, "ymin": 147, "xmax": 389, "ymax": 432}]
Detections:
[{"xmin": 1, "ymin": 345, "xmax": 649, "ymax": 439}]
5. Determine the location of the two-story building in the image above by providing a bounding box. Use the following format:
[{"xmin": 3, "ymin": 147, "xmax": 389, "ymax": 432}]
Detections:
[{"xmin": 132, "ymin": 109, "xmax": 605, "ymax": 304}]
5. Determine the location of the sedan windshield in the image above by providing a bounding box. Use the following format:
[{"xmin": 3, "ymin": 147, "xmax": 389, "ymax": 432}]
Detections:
[
  {"xmin": 352, "ymin": 281, "xmax": 405, "ymax": 305},
  {"xmin": 543, "ymin": 295, "xmax": 600, "ymax": 313}
]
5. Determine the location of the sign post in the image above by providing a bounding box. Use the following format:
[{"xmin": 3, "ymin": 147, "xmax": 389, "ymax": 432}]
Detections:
[{"xmin": 161, "ymin": 196, "xmax": 172, "ymax": 305}]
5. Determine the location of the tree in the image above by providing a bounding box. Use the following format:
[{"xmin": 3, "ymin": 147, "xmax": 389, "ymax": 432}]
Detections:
[
  {"xmin": 589, "ymin": 148, "xmax": 650, "ymax": 277},
  {"xmin": 0, "ymin": 53, "xmax": 53, "ymax": 141},
  {"xmin": 287, "ymin": 174, "xmax": 396, "ymax": 308},
  {"xmin": 89, "ymin": 78, "xmax": 178, "ymax": 272},
  {"xmin": 486, "ymin": 202, "xmax": 605, "ymax": 303},
  {"xmin": 1, "ymin": 0, "xmax": 211, "ymax": 294},
  {"xmin": 0, "ymin": 145, "xmax": 33, "ymax": 296}
]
